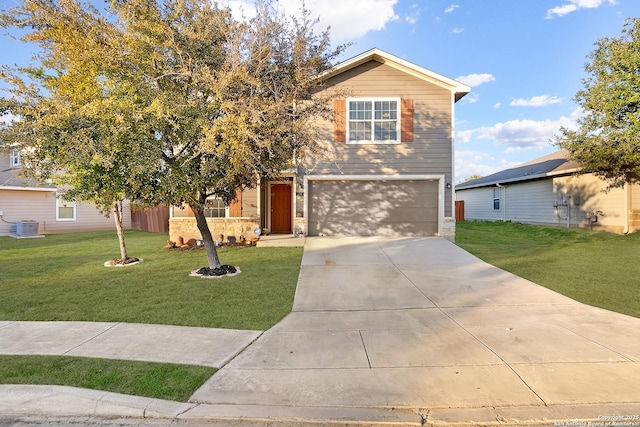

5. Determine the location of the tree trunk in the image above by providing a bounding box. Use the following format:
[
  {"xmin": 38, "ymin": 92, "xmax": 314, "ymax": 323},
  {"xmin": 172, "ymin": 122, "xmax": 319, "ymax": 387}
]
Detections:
[
  {"xmin": 192, "ymin": 205, "xmax": 221, "ymax": 268},
  {"xmin": 113, "ymin": 199, "xmax": 128, "ymax": 260}
]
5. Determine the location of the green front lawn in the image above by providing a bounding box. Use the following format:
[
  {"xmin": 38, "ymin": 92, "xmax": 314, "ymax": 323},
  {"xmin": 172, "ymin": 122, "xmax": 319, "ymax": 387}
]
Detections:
[
  {"xmin": 0, "ymin": 355, "xmax": 216, "ymax": 402},
  {"xmin": 0, "ymin": 230, "xmax": 302, "ymax": 400},
  {"xmin": 0, "ymin": 230, "xmax": 303, "ymax": 330},
  {"xmin": 456, "ymin": 221, "xmax": 640, "ymax": 318}
]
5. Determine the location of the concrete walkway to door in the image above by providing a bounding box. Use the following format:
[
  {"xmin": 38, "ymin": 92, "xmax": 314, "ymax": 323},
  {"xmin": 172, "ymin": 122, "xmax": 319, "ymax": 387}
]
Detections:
[{"xmin": 191, "ymin": 236, "xmax": 640, "ymax": 424}]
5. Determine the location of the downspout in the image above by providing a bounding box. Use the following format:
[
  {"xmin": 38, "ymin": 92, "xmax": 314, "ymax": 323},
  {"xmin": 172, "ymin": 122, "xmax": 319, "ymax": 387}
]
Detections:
[
  {"xmin": 496, "ymin": 183, "xmax": 506, "ymax": 221},
  {"xmin": 623, "ymin": 182, "xmax": 630, "ymax": 234}
]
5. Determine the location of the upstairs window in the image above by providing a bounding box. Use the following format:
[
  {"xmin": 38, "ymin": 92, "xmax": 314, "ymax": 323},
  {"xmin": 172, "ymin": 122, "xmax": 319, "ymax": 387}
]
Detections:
[
  {"xmin": 10, "ymin": 149, "xmax": 20, "ymax": 167},
  {"xmin": 347, "ymin": 98, "xmax": 400, "ymax": 144}
]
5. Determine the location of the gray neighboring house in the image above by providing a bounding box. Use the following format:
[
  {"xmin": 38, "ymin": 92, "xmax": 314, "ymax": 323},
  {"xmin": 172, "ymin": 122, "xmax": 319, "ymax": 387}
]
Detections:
[
  {"xmin": 455, "ymin": 150, "xmax": 640, "ymax": 234},
  {"xmin": 0, "ymin": 148, "xmax": 131, "ymax": 237}
]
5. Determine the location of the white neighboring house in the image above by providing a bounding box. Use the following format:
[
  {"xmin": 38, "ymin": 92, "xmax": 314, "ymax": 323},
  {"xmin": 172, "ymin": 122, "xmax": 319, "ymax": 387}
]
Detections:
[
  {"xmin": 455, "ymin": 150, "xmax": 640, "ymax": 234},
  {"xmin": 0, "ymin": 148, "xmax": 131, "ymax": 237}
]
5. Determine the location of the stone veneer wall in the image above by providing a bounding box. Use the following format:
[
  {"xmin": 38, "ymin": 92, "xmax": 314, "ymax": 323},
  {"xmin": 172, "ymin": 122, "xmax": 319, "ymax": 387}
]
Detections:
[
  {"xmin": 441, "ymin": 218, "xmax": 456, "ymax": 242},
  {"xmin": 170, "ymin": 218, "xmax": 260, "ymax": 243},
  {"xmin": 294, "ymin": 217, "xmax": 307, "ymax": 236}
]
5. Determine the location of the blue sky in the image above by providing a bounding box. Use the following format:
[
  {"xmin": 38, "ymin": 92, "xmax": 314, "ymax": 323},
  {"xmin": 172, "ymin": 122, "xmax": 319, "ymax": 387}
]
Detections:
[{"xmin": 2, "ymin": 0, "xmax": 640, "ymax": 181}]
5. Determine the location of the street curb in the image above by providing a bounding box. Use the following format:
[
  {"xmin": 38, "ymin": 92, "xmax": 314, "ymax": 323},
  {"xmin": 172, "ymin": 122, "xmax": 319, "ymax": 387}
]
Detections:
[{"xmin": 2, "ymin": 385, "xmax": 640, "ymax": 426}]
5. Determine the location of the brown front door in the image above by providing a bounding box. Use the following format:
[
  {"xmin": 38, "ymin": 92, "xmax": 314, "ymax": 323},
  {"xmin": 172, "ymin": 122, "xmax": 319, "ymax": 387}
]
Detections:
[{"xmin": 271, "ymin": 184, "xmax": 292, "ymax": 233}]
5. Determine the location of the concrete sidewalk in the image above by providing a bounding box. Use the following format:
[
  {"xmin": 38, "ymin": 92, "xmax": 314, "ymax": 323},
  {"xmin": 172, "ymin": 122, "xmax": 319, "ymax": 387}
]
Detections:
[
  {"xmin": 2, "ymin": 236, "xmax": 640, "ymax": 425},
  {"xmin": 0, "ymin": 321, "xmax": 261, "ymax": 368}
]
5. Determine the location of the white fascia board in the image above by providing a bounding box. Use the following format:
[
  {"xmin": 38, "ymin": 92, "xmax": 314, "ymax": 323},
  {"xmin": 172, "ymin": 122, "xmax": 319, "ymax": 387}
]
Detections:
[
  {"xmin": 305, "ymin": 174, "xmax": 444, "ymax": 181},
  {"xmin": 0, "ymin": 185, "xmax": 56, "ymax": 192}
]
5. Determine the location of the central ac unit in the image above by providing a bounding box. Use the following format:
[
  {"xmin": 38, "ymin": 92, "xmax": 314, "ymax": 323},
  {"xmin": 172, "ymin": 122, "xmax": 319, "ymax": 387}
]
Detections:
[{"xmin": 16, "ymin": 220, "xmax": 39, "ymax": 237}]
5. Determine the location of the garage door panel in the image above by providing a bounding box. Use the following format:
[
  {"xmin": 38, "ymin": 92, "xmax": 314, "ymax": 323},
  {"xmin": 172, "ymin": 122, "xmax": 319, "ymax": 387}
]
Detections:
[
  {"xmin": 308, "ymin": 180, "xmax": 439, "ymax": 236},
  {"xmin": 387, "ymin": 208, "xmax": 438, "ymax": 222}
]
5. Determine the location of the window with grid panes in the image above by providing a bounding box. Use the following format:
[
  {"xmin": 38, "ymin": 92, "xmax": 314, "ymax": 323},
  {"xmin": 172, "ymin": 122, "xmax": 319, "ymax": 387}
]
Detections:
[{"xmin": 347, "ymin": 98, "xmax": 400, "ymax": 144}]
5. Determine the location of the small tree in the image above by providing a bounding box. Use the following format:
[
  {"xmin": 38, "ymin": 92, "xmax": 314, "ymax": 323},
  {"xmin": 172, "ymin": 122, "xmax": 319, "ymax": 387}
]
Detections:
[
  {"xmin": 557, "ymin": 17, "xmax": 640, "ymax": 188},
  {"xmin": 463, "ymin": 174, "xmax": 483, "ymax": 182},
  {"xmin": 0, "ymin": 1, "xmax": 157, "ymax": 262}
]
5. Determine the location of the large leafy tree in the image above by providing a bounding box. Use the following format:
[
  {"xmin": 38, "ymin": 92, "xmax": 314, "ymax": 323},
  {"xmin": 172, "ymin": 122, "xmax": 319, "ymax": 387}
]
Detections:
[
  {"xmin": 1, "ymin": 0, "xmax": 344, "ymax": 270},
  {"xmin": 557, "ymin": 17, "xmax": 640, "ymax": 188}
]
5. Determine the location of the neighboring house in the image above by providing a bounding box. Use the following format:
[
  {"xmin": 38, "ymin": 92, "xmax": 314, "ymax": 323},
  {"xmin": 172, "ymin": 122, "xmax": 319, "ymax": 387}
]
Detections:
[
  {"xmin": 0, "ymin": 148, "xmax": 131, "ymax": 237},
  {"xmin": 169, "ymin": 48, "xmax": 470, "ymax": 242},
  {"xmin": 455, "ymin": 150, "xmax": 640, "ymax": 234}
]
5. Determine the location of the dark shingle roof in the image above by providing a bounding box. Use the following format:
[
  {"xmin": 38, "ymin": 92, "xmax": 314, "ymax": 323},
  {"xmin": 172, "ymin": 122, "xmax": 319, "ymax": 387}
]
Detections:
[
  {"xmin": 0, "ymin": 167, "xmax": 56, "ymax": 190},
  {"xmin": 456, "ymin": 150, "xmax": 580, "ymax": 190}
]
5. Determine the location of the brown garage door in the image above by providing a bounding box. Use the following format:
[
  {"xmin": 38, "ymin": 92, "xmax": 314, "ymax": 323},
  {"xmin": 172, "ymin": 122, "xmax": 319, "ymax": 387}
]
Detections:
[{"xmin": 308, "ymin": 179, "xmax": 439, "ymax": 236}]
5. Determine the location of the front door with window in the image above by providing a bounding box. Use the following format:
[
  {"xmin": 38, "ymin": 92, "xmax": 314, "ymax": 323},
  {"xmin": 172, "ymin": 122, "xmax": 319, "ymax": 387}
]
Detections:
[{"xmin": 270, "ymin": 184, "xmax": 292, "ymax": 233}]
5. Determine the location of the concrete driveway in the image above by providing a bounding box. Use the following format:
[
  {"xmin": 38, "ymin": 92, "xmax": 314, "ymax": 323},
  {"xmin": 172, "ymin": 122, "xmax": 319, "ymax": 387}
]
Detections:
[{"xmin": 190, "ymin": 236, "xmax": 640, "ymax": 423}]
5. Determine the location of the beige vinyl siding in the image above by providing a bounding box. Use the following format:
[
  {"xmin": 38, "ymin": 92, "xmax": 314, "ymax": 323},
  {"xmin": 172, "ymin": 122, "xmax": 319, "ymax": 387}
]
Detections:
[
  {"xmin": 240, "ymin": 187, "xmax": 259, "ymax": 217},
  {"xmin": 0, "ymin": 189, "xmax": 130, "ymax": 236},
  {"xmin": 631, "ymin": 182, "xmax": 640, "ymax": 210},
  {"xmin": 312, "ymin": 61, "xmax": 454, "ymax": 217},
  {"xmin": 553, "ymin": 174, "xmax": 626, "ymax": 231}
]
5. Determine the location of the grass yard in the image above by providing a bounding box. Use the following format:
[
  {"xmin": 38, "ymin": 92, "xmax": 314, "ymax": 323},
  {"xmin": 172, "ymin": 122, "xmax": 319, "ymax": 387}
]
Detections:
[
  {"xmin": 456, "ymin": 221, "xmax": 640, "ymax": 318},
  {"xmin": 0, "ymin": 230, "xmax": 303, "ymax": 330},
  {"xmin": 0, "ymin": 355, "xmax": 216, "ymax": 401},
  {"xmin": 0, "ymin": 230, "xmax": 302, "ymax": 400}
]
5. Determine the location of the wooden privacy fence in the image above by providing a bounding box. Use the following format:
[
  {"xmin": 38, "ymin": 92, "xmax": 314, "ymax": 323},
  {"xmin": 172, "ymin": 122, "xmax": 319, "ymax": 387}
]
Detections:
[
  {"xmin": 131, "ymin": 204, "xmax": 170, "ymax": 233},
  {"xmin": 455, "ymin": 200, "xmax": 465, "ymax": 222}
]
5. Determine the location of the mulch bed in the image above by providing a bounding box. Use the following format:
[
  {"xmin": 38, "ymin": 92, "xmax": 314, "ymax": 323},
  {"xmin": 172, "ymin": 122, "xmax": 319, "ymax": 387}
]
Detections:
[
  {"xmin": 190, "ymin": 265, "xmax": 241, "ymax": 278},
  {"xmin": 104, "ymin": 257, "xmax": 143, "ymax": 267}
]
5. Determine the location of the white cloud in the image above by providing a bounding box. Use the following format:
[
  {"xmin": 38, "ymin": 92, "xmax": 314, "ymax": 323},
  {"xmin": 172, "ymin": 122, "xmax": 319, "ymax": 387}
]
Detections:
[
  {"xmin": 494, "ymin": 102, "xmax": 502, "ymax": 108},
  {"xmin": 510, "ymin": 95, "xmax": 562, "ymax": 107},
  {"xmin": 459, "ymin": 109, "xmax": 581, "ymax": 151},
  {"xmin": 223, "ymin": 0, "xmax": 399, "ymax": 42},
  {"xmin": 444, "ymin": 4, "xmax": 460, "ymax": 13},
  {"xmin": 456, "ymin": 73, "xmax": 495, "ymax": 87},
  {"xmin": 546, "ymin": 0, "xmax": 617, "ymax": 19},
  {"xmin": 456, "ymin": 129, "xmax": 475, "ymax": 144},
  {"xmin": 404, "ymin": 3, "xmax": 421, "ymax": 25},
  {"xmin": 452, "ymin": 28, "xmax": 464, "ymax": 34}
]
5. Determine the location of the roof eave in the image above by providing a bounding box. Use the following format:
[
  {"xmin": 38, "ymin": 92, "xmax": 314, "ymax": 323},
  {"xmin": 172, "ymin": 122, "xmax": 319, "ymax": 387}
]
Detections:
[
  {"xmin": 0, "ymin": 185, "xmax": 56, "ymax": 192},
  {"xmin": 456, "ymin": 167, "xmax": 582, "ymax": 190}
]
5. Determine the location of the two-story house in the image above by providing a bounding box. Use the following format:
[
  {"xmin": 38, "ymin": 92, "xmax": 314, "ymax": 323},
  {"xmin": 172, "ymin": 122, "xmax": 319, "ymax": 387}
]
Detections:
[
  {"xmin": 169, "ymin": 48, "xmax": 470, "ymax": 242},
  {"xmin": 0, "ymin": 148, "xmax": 131, "ymax": 236}
]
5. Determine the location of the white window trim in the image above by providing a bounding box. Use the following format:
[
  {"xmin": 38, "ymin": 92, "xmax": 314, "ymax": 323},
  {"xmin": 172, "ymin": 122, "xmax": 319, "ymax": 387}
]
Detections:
[
  {"xmin": 346, "ymin": 97, "xmax": 401, "ymax": 145},
  {"xmin": 10, "ymin": 149, "xmax": 20, "ymax": 167},
  {"xmin": 203, "ymin": 196, "xmax": 228, "ymax": 218},
  {"xmin": 56, "ymin": 198, "xmax": 77, "ymax": 221},
  {"xmin": 493, "ymin": 187, "xmax": 501, "ymax": 211}
]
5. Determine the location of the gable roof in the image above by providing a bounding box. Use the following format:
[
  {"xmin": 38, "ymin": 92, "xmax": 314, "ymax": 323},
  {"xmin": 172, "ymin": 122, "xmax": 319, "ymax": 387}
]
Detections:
[
  {"xmin": 456, "ymin": 150, "xmax": 581, "ymax": 190},
  {"xmin": 322, "ymin": 48, "xmax": 471, "ymax": 102}
]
